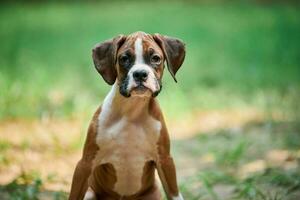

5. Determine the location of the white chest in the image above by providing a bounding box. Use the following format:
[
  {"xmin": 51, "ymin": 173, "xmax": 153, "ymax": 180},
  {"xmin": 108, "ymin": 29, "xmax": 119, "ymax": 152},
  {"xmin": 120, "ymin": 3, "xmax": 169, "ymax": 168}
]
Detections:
[{"xmin": 95, "ymin": 116, "xmax": 161, "ymax": 195}]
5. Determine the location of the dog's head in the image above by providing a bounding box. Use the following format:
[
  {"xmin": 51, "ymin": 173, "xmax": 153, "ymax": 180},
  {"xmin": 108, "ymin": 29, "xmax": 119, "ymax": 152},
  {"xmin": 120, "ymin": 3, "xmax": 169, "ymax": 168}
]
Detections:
[{"xmin": 92, "ymin": 31, "xmax": 185, "ymax": 98}]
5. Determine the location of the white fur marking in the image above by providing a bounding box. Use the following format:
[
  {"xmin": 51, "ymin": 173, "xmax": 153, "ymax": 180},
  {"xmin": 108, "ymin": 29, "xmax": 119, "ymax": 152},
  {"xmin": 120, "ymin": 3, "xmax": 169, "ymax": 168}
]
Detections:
[
  {"xmin": 134, "ymin": 37, "xmax": 144, "ymax": 64},
  {"xmin": 95, "ymin": 115, "xmax": 161, "ymax": 195},
  {"xmin": 83, "ymin": 188, "xmax": 95, "ymax": 200},
  {"xmin": 126, "ymin": 37, "xmax": 159, "ymax": 94},
  {"xmin": 105, "ymin": 117, "xmax": 127, "ymax": 140},
  {"xmin": 173, "ymin": 193, "xmax": 184, "ymax": 200},
  {"xmin": 98, "ymin": 83, "xmax": 117, "ymax": 125},
  {"xmin": 127, "ymin": 64, "xmax": 158, "ymax": 93},
  {"xmin": 149, "ymin": 117, "xmax": 162, "ymax": 134}
]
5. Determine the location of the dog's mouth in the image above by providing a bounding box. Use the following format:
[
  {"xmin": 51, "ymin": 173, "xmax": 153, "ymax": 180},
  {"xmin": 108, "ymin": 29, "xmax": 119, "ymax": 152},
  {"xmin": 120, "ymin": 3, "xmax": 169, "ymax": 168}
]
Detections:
[
  {"xmin": 119, "ymin": 78, "xmax": 161, "ymax": 98},
  {"xmin": 130, "ymin": 84, "xmax": 152, "ymax": 97}
]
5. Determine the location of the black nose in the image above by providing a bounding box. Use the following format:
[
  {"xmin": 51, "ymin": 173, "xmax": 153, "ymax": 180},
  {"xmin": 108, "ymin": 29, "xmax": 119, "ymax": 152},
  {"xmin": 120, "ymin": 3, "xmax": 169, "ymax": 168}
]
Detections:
[{"xmin": 133, "ymin": 70, "xmax": 148, "ymax": 82}]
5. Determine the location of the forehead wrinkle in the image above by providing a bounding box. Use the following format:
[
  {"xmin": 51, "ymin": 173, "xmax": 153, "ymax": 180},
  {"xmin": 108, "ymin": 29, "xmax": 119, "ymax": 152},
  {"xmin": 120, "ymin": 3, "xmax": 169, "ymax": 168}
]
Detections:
[{"xmin": 142, "ymin": 38, "xmax": 164, "ymax": 57}]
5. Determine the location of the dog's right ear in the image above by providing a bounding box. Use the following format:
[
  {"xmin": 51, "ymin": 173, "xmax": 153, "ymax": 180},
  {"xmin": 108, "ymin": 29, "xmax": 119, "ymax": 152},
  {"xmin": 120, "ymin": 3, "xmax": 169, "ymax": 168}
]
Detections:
[{"xmin": 92, "ymin": 35, "xmax": 126, "ymax": 85}]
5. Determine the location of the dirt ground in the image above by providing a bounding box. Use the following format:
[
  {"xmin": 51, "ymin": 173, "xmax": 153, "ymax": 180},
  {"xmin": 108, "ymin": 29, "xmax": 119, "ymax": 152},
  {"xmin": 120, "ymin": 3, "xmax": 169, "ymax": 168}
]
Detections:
[{"xmin": 0, "ymin": 109, "xmax": 299, "ymax": 199}]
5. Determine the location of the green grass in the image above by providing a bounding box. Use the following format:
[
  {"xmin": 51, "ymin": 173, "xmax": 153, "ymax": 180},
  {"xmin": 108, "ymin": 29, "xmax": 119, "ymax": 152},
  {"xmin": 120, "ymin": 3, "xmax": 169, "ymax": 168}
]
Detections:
[
  {"xmin": 174, "ymin": 120, "xmax": 300, "ymax": 200},
  {"xmin": 0, "ymin": 171, "xmax": 67, "ymax": 200},
  {"xmin": 0, "ymin": 2, "xmax": 300, "ymax": 120}
]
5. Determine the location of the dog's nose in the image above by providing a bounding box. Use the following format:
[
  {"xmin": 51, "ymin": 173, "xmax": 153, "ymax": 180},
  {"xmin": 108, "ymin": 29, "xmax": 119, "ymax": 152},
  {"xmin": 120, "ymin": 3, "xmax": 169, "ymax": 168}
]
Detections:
[{"xmin": 133, "ymin": 70, "xmax": 148, "ymax": 82}]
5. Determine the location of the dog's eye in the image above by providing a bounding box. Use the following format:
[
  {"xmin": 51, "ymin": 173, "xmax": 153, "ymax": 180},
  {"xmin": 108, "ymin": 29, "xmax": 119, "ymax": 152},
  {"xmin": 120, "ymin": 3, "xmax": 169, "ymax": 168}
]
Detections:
[
  {"xmin": 150, "ymin": 54, "xmax": 161, "ymax": 65},
  {"xmin": 119, "ymin": 54, "xmax": 131, "ymax": 67}
]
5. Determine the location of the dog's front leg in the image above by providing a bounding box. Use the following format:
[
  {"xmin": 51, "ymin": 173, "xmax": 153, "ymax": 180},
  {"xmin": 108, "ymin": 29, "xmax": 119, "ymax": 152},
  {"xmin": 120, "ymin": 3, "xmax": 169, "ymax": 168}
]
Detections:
[
  {"xmin": 156, "ymin": 120, "xmax": 183, "ymax": 200},
  {"xmin": 69, "ymin": 107, "xmax": 101, "ymax": 200},
  {"xmin": 69, "ymin": 159, "xmax": 94, "ymax": 200}
]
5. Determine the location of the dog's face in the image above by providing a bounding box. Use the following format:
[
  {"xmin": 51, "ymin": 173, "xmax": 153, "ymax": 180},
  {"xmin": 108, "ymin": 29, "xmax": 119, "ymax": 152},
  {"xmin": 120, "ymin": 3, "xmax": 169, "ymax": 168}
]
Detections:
[
  {"xmin": 92, "ymin": 32, "xmax": 185, "ymax": 98},
  {"xmin": 117, "ymin": 34, "xmax": 165, "ymax": 97}
]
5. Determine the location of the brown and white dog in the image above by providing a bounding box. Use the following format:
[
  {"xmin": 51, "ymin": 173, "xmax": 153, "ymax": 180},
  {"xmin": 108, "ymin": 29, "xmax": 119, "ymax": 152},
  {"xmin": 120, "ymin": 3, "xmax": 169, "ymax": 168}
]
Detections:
[{"xmin": 69, "ymin": 31, "xmax": 186, "ymax": 200}]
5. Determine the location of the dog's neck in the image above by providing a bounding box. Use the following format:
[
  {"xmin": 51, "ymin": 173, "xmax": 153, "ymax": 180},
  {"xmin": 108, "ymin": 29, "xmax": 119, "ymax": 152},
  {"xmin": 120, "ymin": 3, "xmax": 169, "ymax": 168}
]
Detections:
[{"xmin": 100, "ymin": 83, "xmax": 153, "ymax": 124}]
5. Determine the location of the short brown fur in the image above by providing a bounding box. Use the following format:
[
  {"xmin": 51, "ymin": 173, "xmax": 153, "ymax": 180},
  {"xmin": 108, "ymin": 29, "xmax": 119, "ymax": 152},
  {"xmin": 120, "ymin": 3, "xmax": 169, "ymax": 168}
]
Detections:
[{"xmin": 69, "ymin": 32, "xmax": 185, "ymax": 200}]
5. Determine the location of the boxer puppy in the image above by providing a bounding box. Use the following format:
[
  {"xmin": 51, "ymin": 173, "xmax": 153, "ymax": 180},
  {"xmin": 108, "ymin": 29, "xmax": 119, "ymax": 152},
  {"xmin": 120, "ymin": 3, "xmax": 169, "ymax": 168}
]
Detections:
[{"xmin": 69, "ymin": 31, "xmax": 185, "ymax": 200}]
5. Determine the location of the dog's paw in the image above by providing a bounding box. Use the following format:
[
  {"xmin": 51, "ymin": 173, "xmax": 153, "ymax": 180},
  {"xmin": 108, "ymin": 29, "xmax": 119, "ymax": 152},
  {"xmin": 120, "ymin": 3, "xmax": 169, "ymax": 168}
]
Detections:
[
  {"xmin": 173, "ymin": 193, "xmax": 184, "ymax": 200},
  {"xmin": 83, "ymin": 187, "xmax": 96, "ymax": 200}
]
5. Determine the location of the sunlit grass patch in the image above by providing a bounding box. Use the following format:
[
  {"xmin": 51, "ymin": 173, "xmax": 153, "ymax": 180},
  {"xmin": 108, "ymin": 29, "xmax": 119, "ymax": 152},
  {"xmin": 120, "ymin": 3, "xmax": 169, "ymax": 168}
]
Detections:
[
  {"xmin": 0, "ymin": 171, "xmax": 68, "ymax": 200},
  {"xmin": 0, "ymin": 171, "xmax": 42, "ymax": 200},
  {"xmin": 0, "ymin": 140, "xmax": 12, "ymax": 166},
  {"xmin": 179, "ymin": 165, "xmax": 300, "ymax": 200},
  {"xmin": 174, "ymin": 118, "xmax": 300, "ymax": 199}
]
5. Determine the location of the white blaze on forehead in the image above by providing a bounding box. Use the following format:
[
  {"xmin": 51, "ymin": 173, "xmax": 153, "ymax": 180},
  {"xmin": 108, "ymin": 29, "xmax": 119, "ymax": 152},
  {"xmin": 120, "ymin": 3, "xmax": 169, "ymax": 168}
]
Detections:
[
  {"xmin": 134, "ymin": 37, "xmax": 144, "ymax": 64},
  {"xmin": 126, "ymin": 37, "xmax": 160, "ymax": 94}
]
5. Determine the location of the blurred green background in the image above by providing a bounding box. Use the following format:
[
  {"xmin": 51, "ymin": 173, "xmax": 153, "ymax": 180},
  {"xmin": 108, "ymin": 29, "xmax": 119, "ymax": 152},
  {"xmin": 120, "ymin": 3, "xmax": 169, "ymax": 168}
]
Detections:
[{"xmin": 0, "ymin": 1, "xmax": 300, "ymax": 200}]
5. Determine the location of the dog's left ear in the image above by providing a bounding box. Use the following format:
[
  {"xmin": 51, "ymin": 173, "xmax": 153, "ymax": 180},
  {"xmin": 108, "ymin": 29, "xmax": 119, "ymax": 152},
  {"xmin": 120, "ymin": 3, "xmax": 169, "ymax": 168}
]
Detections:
[
  {"xmin": 92, "ymin": 35, "xmax": 126, "ymax": 85},
  {"xmin": 152, "ymin": 34, "xmax": 186, "ymax": 82}
]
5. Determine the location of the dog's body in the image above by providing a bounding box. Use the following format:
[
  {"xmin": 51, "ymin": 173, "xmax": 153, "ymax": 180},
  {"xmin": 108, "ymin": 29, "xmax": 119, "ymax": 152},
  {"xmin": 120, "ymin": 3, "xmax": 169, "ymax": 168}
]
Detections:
[{"xmin": 69, "ymin": 32, "xmax": 185, "ymax": 200}]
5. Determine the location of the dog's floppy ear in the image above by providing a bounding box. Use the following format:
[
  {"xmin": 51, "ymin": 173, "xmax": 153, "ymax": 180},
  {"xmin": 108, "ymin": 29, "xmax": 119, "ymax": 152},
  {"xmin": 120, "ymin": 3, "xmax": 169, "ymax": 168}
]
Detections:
[
  {"xmin": 152, "ymin": 33, "xmax": 186, "ymax": 82},
  {"xmin": 92, "ymin": 35, "xmax": 126, "ymax": 85}
]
